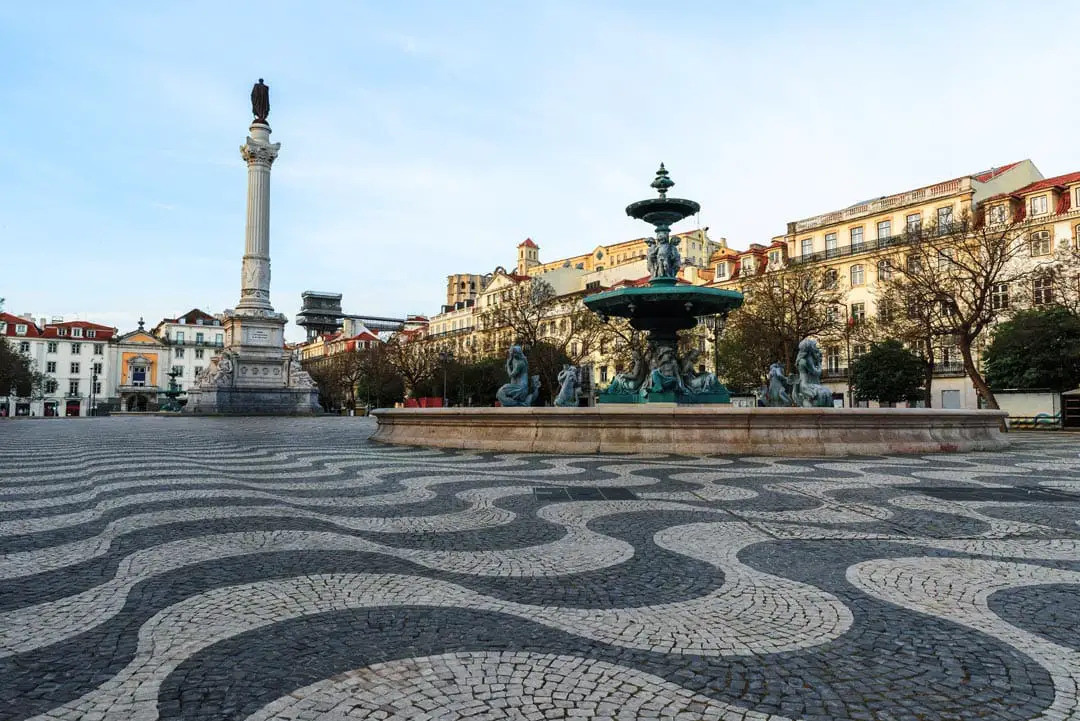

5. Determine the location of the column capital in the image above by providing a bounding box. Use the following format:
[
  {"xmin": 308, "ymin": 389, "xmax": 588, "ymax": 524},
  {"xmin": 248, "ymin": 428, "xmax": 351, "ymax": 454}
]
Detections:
[{"xmin": 241, "ymin": 137, "xmax": 281, "ymax": 167}]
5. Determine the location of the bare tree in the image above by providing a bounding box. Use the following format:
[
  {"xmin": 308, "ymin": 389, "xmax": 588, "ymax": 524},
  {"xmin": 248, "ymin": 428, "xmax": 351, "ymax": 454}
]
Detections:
[
  {"xmin": 723, "ymin": 262, "xmax": 846, "ymax": 372},
  {"xmin": 861, "ymin": 285, "xmax": 939, "ymax": 406},
  {"xmin": 385, "ymin": 333, "xmax": 437, "ymax": 398},
  {"xmin": 878, "ymin": 213, "xmax": 1031, "ymax": 409}
]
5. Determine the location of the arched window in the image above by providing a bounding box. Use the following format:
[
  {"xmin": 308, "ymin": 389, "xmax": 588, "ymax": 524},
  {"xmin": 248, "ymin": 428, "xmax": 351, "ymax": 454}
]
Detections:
[
  {"xmin": 877, "ymin": 259, "xmax": 892, "ymax": 281},
  {"xmin": 824, "ymin": 268, "xmax": 838, "ymax": 289}
]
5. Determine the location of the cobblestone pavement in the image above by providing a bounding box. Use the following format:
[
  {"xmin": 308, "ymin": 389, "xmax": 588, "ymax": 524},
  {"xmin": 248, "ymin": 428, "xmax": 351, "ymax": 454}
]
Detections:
[{"xmin": 2, "ymin": 417, "xmax": 1079, "ymax": 721}]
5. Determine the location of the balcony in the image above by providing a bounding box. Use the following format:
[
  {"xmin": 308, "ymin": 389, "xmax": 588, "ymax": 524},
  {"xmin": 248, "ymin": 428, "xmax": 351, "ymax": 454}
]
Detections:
[
  {"xmin": 932, "ymin": 362, "xmax": 966, "ymax": 377},
  {"xmin": 792, "ymin": 178, "xmax": 967, "ymax": 233},
  {"xmin": 822, "ymin": 367, "xmax": 849, "ymax": 380},
  {"xmin": 789, "ymin": 234, "xmax": 914, "ymax": 266},
  {"xmin": 169, "ymin": 339, "xmax": 226, "ymax": 347}
]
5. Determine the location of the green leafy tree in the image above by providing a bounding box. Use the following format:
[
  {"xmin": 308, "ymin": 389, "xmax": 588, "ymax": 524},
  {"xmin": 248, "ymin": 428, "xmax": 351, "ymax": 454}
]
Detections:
[
  {"xmin": 1, "ymin": 341, "xmax": 45, "ymax": 400},
  {"xmin": 355, "ymin": 345, "xmax": 405, "ymax": 408},
  {"xmin": 849, "ymin": 339, "xmax": 925, "ymax": 405},
  {"xmin": 984, "ymin": 306, "xmax": 1080, "ymax": 392}
]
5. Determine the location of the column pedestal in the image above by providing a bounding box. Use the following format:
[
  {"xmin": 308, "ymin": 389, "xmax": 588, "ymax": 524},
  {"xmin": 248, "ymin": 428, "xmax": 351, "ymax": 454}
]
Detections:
[{"xmin": 184, "ymin": 119, "xmax": 320, "ymax": 415}]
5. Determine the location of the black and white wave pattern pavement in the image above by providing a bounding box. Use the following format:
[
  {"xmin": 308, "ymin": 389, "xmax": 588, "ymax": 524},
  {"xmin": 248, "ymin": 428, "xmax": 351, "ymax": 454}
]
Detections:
[{"xmin": 2, "ymin": 417, "xmax": 1079, "ymax": 720}]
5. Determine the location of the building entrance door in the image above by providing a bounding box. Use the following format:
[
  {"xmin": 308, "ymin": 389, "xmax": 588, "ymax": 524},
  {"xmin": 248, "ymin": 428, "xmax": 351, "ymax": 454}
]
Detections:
[
  {"xmin": 44, "ymin": 401, "xmax": 58, "ymax": 417},
  {"xmin": 65, "ymin": 400, "xmax": 81, "ymax": 417},
  {"xmin": 1063, "ymin": 394, "xmax": 1080, "ymax": 429}
]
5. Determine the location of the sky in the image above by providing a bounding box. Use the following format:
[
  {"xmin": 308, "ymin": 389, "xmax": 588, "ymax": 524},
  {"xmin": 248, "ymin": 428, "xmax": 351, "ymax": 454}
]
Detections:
[{"xmin": 3, "ymin": 1, "xmax": 1080, "ymax": 341}]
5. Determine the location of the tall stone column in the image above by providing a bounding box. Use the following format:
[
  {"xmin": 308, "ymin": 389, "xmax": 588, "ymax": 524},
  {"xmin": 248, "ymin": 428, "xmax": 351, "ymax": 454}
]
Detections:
[{"xmin": 236, "ymin": 122, "xmax": 280, "ymax": 312}]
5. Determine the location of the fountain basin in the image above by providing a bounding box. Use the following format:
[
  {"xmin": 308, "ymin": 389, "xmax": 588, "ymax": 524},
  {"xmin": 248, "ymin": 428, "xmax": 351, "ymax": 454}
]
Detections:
[
  {"xmin": 584, "ymin": 281, "xmax": 744, "ymax": 328},
  {"xmin": 370, "ymin": 406, "xmax": 1009, "ymax": 457}
]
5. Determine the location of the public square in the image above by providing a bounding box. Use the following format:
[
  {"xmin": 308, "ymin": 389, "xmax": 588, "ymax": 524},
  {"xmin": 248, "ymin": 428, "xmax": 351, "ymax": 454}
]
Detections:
[{"xmin": 1, "ymin": 418, "xmax": 1079, "ymax": 720}]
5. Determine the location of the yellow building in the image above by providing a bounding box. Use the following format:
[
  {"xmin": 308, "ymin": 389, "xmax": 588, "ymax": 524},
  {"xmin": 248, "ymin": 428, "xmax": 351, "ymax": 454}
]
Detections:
[{"xmin": 709, "ymin": 160, "xmax": 1065, "ymax": 408}]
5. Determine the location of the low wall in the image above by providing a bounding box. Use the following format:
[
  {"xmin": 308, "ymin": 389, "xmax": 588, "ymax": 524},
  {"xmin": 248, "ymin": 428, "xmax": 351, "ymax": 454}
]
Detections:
[{"xmin": 370, "ymin": 406, "xmax": 1009, "ymax": 457}]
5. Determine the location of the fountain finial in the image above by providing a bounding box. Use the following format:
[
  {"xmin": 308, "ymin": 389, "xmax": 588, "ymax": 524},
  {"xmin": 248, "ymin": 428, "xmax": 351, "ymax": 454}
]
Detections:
[{"xmin": 650, "ymin": 163, "xmax": 674, "ymax": 197}]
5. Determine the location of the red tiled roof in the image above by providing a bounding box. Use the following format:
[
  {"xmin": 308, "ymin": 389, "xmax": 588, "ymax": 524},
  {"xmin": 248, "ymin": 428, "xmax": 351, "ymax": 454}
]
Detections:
[
  {"xmin": 41, "ymin": 320, "xmax": 116, "ymax": 340},
  {"xmin": 0, "ymin": 312, "xmax": 43, "ymax": 338},
  {"xmin": 518, "ymin": 238, "xmax": 539, "ymax": 249},
  {"xmin": 983, "ymin": 170, "xmax": 1080, "ymax": 203},
  {"xmin": 161, "ymin": 308, "xmax": 218, "ymax": 325},
  {"xmin": 973, "ymin": 161, "xmax": 1022, "ymax": 183}
]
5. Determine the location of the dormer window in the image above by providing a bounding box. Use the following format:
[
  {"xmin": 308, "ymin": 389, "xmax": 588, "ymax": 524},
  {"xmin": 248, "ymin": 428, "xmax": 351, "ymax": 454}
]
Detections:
[
  {"xmin": 743, "ymin": 258, "xmax": 756, "ymax": 274},
  {"xmin": 0, "ymin": 322, "xmax": 6, "ymax": 334},
  {"xmin": 57, "ymin": 328, "xmax": 66, "ymax": 337},
  {"xmin": 1030, "ymin": 195, "xmax": 1048, "ymax": 216},
  {"xmin": 988, "ymin": 204, "xmax": 1007, "ymax": 225},
  {"xmin": 87, "ymin": 330, "xmax": 96, "ymax": 338},
  {"xmin": 715, "ymin": 262, "xmax": 728, "ymax": 279},
  {"xmin": 768, "ymin": 250, "xmax": 781, "ymax": 268},
  {"xmin": 15, "ymin": 324, "xmax": 27, "ymax": 336},
  {"xmin": 72, "ymin": 327, "xmax": 83, "ymax": 338}
]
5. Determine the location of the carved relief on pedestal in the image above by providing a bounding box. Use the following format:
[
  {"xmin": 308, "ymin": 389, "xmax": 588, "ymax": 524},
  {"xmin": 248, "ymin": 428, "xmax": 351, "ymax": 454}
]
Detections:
[
  {"xmin": 240, "ymin": 138, "xmax": 280, "ymax": 167},
  {"xmin": 242, "ymin": 260, "xmax": 270, "ymax": 292}
]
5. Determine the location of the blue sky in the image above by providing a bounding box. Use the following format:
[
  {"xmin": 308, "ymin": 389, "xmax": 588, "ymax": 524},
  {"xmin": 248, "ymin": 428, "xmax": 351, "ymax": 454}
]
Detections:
[{"xmin": 3, "ymin": 1, "xmax": 1080, "ymax": 340}]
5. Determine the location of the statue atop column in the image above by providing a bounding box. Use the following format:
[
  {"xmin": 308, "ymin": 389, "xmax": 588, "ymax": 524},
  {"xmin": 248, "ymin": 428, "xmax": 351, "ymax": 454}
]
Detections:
[{"xmin": 251, "ymin": 78, "xmax": 270, "ymax": 124}]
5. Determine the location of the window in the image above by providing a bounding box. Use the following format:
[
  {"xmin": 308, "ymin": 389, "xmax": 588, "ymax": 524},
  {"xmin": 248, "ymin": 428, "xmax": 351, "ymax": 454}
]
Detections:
[
  {"xmin": 715, "ymin": 262, "xmax": 728, "ymax": 279},
  {"xmin": 876, "ymin": 259, "xmax": 892, "ymax": 280},
  {"xmin": 600, "ymin": 366, "xmax": 608, "ymax": 383},
  {"xmin": 92, "ymin": 362, "xmax": 102, "ymax": 375},
  {"xmin": 1030, "ymin": 195, "xmax": 1048, "ymax": 216},
  {"xmin": 195, "ymin": 348, "xmax": 205, "ymax": 359},
  {"xmin": 853, "ymin": 343, "xmax": 868, "ymax": 357},
  {"xmin": 824, "ymin": 232, "xmax": 838, "ymax": 254},
  {"xmin": 68, "ymin": 380, "xmax": 79, "ymax": 396},
  {"xmin": 175, "ymin": 348, "xmax": 185, "ymax": 358},
  {"xmin": 93, "ymin": 380, "xmax": 102, "ymax": 394},
  {"xmin": 851, "ymin": 302, "xmax": 866, "ymax": 323},
  {"xmin": 176, "ymin": 331, "xmax": 185, "ymax": 344},
  {"xmin": 991, "ymin": 282, "xmax": 1009, "ymax": 310},
  {"xmin": 70, "ymin": 362, "xmax": 80, "ymax": 374},
  {"xmin": 72, "ymin": 327, "xmax": 83, "ymax": 338},
  {"xmin": 86, "ymin": 330, "xmax": 96, "ymax": 338},
  {"xmin": 1034, "ymin": 276, "xmax": 1054, "ymax": 305},
  {"xmin": 878, "ymin": 301, "xmax": 894, "ymax": 323},
  {"xmin": 877, "ymin": 220, "xmax": 891, "ymax": 239},
  {"xmin": 47, "ymin": 342, "xmax": 57, "ymax": 353},
  {"xmin": 826, "ymin": 305, "xmax": 840, "ymax": 323},
  {"xmin": 936, "ymin": 206, "xmax": 953, "ymax": 233},
  {"xmin": 45, "ymin": 380, "xmax": 58, "ymax": 394},
  {"xmin": 906, "ymin": 299, "xmax": 921, "ymax": 319},
  {"xmin": 215, "ymin": 333, "xmax": 224, "ymax": 346},
  {"xmin": 172, "ymin": 365, "xmax": 184, "ymax": 376},
  {"xmin": 194, "ymin": 365, "xmax": 204, "ymax": 377},
  {"xmin": 906, "ymin": 213, "xmax": 922, "ymax": 234},
  {"xmin": 768, "ymin": 250, "xmax": 781, "ymax": 267},
  {"xmin": 850, "ymin": 264, "xmax": 865, "ymax": 286},
  {"xmin": 57, "ymin": 328, "xmax": 66, "ymax": 336},
  {"xmin": 196, "ymin": 332, "xmax": 204, "ymax": 344},
  {"xmin": 0, "ymin": 322, "xmax": 5, "ymax": 334},
  {"xmin": 46, "ymin": 361, "xmax": 56, "ymax": 373},
  {"xmin": 15, "ymin": 323, "xmax": 27, "ymax": 335},
  {"xmin": 826, "ymin": 347, "xmax": 841, "ymax": 372},
  {"xmin": 824, "ymin": 268, "xmax": 838, "ymax": 289},
  {"xmin": 988, "ymin": 204, "xmax": 1007, "ymax": 225},
  {"xmin": 906, "ymin": 255, "xmax": 922, "ymax": 274},
  {"xmin": 70, "ymin": 342, "xmax": 81, "ymax": 355},
  {"xmin": 94, "ymin": 344, "xmax": 103, "ymax": 355},
  {"xmin": 1029, "ymin": 230, "xmax": 1052, "ymax": 256},
  {"xmin": 19, "ymin": 341, "xmax": 30, "ymax": 353},
  {"xmin": 850, "ymin": 227, "xmax": 864, "ymax": 247},
  {"xmin": 938, "ymin": 248, "xmax": 955, "ymax": 270},
  {"xmin": 800, "ymin": 238, "xmax": 813, "ymax": 256}
]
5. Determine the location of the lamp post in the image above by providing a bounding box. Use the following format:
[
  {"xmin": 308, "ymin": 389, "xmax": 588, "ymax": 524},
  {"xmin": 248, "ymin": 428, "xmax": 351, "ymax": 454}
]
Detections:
[
  {"xmin": 439, "ymin": 350, "xmax": 453, "ymax": 408},
  {"xmin": 702, "ymin": 313, "xmax": 727, "ymax": 376},
  {"xmin": 844, "ymin": 316, "xmax": 854, "ymax": 408},
  {"xmin": 89, "ymin": 372, "xmax": 98, "ymax": 417}
]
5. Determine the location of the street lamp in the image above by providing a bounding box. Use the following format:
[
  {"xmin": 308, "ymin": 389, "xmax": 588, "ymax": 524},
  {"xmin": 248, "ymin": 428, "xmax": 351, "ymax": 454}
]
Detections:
[
  {"xmin": 89, "ymin": 372, "xmax": 98, "ymax": 417},
  {"xmin": 439, "ymin": 350, "xmax": 454, "ymax": 408},
  {"xmin": 702, "ymin": 313, "xmax": 727, "ymax": 376}
]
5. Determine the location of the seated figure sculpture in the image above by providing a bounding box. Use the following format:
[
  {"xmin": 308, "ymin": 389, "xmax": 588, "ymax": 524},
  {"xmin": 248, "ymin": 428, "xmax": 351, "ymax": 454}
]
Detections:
[
  {"xmin": 762, "ymin": 362, "xmax": 793, "ymax": 406},
  {"xmin": 496, "ymin": 345, "xmax": 541, "ymax": 407},
  {"xmin": 680, "ymin": 349, "xmax": 725, "ymax": 394},
  {"xmin": 646, "ymin": 345, "xmax": 688, "ymax": 395},
  {"xmin": 793, "ymin": 338, "xmax": 834, "ymax": 408},
  {"xmin": 605, "ymin": 352, "xmax": 647, "ymax": 395},
  {"xmin": 554, "ymin": 364, "xmax": 579, "ymax": 407}
]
